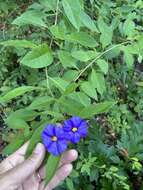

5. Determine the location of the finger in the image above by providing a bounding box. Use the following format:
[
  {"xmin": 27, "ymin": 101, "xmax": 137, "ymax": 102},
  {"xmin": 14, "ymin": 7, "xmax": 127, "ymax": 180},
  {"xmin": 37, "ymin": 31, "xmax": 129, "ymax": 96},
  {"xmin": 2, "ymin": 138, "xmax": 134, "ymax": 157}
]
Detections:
[
  {"xmin": 0, "ymin": 142, "xmax": 29, "ymax": 174},
  {"xmin": 60, "ymin": 149, "xmax": 78, "ymax": 166},
  {"xmin": 15, "ymin": 141, "xmax": 29, "ymax": 154},
  {"xmin": 9, "ymin": 142, "xmax": 29, "ymax": 160},
  {"xmin": 1, "ymin": 143, "xmax": 45, "ymax": 188},
  {"xmin": 46, "ymin": 164, "xmax": 73, "ymax": 190},
  {"xmin": 22, "ymin": 174, "xmax": 39, "ymax": 190},
  {"xmin": 39, "ymin": 164, "xmax": 73, "ymax": 190},
  {"xmin": 38, "ymin": 149, "xmax": 78, "ymax": 179}
]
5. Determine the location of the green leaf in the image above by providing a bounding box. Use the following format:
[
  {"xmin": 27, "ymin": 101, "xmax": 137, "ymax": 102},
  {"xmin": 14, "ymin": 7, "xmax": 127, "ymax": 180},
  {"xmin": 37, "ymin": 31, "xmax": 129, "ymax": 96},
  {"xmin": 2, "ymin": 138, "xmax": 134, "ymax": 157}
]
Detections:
[
  {"xmin": 136, "ymin": 82, "xmax": 143, "ymax": 87},
  {"xmin": 59, "ymin": 96, "xmax": 84, "ymax": 115},
  {"xmin": 0, "ymin": 40, "xmax": 37, "ymax": 48},
  {"xmin": 137, "ymin": 35, "xmax": 143, "ymax": 51},
  {"xmin": 5, "ymin": 109, "xmax": 37, "ymax": 130},
  {"xmin": 97, "ymin": 59, "xmax": 108, "ymax": 74},
  {"xmin": 79, "ymin": 101, "xmax": 116, "ymax": 118},
  {"xmin": 66, "ymin": 178, "xmax": 75, "ymax": 190},
  {"xmin": 6, "ymin": 117, "xmax": 29, "ymax": 129},
  {"xmin": 12, "ymin": 10, "xmax": 47, "ymax": 28},
  {"xmin": 45, "ymin": 155, "xmax": 61, "ymax": 185},
  {"xmin": 28, "ymin": 96, "xmax": 55, "ymax": 110},
  {"xmin": 64, "ymin": 83, "xmax": 78, "ymax": 94},
  {"xmin": 71, "ymin": 50, "xmax": 98, "ymax": 62},
  {"xmin": 25, "ymin": 123, "xmax": 46, "ymax": 158},
  {"xmin": 7, "ymin": 109, "xmax": 38, "ymax": 121},
  {"xmin": 123, "ymin": 19, "xmax": 135, "ymax": 37},
  {"xmin": 39, "ymin": 0, "xmax": 57, "ymax": 11},
  {"xmin": 90, "ymin": 69, "xmax": 106, "ymax": 95},
  {"xmin": 104, "ymin": 45, "xmax": 120, "ymax": 59},
  {"xmin": 80, "ymin": 11, "xmax": 98, "ymax": 32},
  {"xmin": 97, "ymin": 17, "xmax": 109, "ymax": 34},
  {"xmin": 21, "ymin": 44, "xmax": 53, "ymax": 68},
  {"xmin": 98, "ymin": 18, "xmax": 113, "ymax": 48},
  {"xmin": 50, "ymin": 77, "xmax": 69, "ymax": 92},
  {"xmin": 58, "ymin": 50, "xmax": 77, "ymax": 68},
  {"xmin": 121, "ymin": 46, "xmax": 134, "ymax": 68},
  {"xmin": 42, "ymin": 111, "xmax": 63, "ymax": 120},
  {"xmin": 124, "ymin": 50, "xmax": 134, "ymax": 68},
  {"xmin": 81, "ymin": 81, "xmax": 98, "ymax": 100},
  {"xmin": 100, "ymin": 31, "xmax": 113, "ymax": 49},
  {"xmin": 2, "ymin": 136, "xmax": 25, "ymax": 155},
  {"xmin": 0, "ymin": 86, "xmax": 42, "ymax": 103},
  {"xmin": 62, "ymin": 0, "xmax": 82, "ymax": 30},
  {"xmin": 68, "ymin": 92, "xmax": 91, "ymax": 107},
  {"xmin": 63, "ymin": 70, "xmax": 79, "ymax": 82},
  {"xmin": 50, "ymin": 24, "xmax": 66, "ymax": 40},
  {"xmin": 66, "ymin": 32, "xmax": 98, "ymax": 47}
]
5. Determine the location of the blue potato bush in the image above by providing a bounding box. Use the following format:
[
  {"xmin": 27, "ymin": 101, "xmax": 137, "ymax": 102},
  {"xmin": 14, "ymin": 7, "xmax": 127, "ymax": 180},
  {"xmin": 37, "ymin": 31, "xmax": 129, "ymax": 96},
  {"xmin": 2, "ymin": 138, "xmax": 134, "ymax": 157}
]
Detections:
[{"xmin": 0, "ymin": 0, "xmax": 143, "ymax": 189}]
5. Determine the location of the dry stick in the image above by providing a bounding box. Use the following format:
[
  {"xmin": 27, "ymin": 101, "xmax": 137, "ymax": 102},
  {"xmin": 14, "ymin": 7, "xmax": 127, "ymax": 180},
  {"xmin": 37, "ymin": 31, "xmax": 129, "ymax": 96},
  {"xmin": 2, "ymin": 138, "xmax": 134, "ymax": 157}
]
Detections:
[
  {"xmin": 45, "ymin": 0, "xmax": 59, "ymax": 97},
  {"xmin": 73, "ymin": 41, "xmax": 132, "ymax": 82}
]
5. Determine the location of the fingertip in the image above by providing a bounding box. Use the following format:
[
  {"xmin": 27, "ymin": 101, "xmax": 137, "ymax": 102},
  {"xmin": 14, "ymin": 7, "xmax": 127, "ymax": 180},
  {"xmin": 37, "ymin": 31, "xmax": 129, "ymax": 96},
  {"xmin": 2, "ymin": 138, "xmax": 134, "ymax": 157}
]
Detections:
[
  {"xmin": 34, "ymin": 143, "xmax": 45, "ymax": 155},
  {"xmin": 60, "ymin": 149, "xmax": 78, "ymax": 166},
  {"xmin": 69, "ymin": 149, "xmax": 78, "ymax": 161}
]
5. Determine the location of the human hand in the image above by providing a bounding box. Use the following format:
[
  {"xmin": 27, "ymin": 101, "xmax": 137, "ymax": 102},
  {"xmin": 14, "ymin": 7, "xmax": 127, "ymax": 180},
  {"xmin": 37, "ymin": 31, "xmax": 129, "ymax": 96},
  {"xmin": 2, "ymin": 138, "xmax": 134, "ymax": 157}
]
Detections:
[{"xmin": 0, "ymin": 143, "xmax": 78, "ymax": 190}]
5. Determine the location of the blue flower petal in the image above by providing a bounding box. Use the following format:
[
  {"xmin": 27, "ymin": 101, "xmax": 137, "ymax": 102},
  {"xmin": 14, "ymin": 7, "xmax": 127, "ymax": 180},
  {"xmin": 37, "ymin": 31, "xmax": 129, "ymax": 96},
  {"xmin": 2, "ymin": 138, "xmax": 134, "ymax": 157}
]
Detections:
[
  {"xmin": 71, "ymin": 132, "xmax": 81, "ymax": 143},
  {"xmin": 54, "ymin": 127, "xmax": 65, "ymax": 139},
  {"xmin": 65, "ymin": 131, "xmax": 73, "ymax": 141},
  {"xmin": 47, "ymin": 142, "xmax": 60, "ymax": 156},
  {"xmin": 43, "ymin": 124, "xmax": 55, "ymax": 136},
  {"xmin": 71, "ymin": 116, "xmax": 83, "ymax": 127},
  {"xmin": 63, "ymin": 120, "xmax": 73, "ymax": 132},
  {"xmin": 78, "ymin": 125, "xmax": 88, "ymax": 137},
  {"xmin": 42, "ymin": 134, "xmax": 52, "ymax": 147},
  {"xmin": 57, "ymin": 140, "xmax": 68, "ymax": 154}
]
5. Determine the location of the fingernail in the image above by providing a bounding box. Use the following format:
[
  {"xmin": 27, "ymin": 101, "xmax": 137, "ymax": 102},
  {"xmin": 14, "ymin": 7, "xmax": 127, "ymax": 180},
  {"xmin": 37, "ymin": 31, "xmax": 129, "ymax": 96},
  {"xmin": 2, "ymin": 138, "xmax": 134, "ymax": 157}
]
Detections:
[
  {"xmin": 34, "ymin": 143, "xmax": 43, "ymax": 154},
  {"xmin": 71, "ymin": 150, "xmax": 78, "ymax": 160}
]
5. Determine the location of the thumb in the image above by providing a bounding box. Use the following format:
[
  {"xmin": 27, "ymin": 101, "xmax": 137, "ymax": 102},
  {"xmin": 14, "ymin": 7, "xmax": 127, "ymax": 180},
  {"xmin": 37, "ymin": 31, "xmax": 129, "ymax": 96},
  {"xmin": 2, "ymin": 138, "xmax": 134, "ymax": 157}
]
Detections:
[{"xmin": 1, "ymin": 143, "xmax": 45, "ymax": 189}]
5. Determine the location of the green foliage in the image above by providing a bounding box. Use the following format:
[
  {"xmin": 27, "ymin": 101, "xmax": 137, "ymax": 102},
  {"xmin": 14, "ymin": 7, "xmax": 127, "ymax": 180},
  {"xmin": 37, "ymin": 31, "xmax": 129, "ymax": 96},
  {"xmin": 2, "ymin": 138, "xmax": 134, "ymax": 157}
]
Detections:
[
  {"xmin": 45, "ymin": 155, "xmax": 61, "ymax": 185},
  {"xmin": 0, "ymin": 0, "xmax": 143, "ymax": 189},
  {"xmin": 0, "ymin": 40, "xmax": 37, "ymax": 48},
  {"xmin": 12, "ymin": 10, "xmax": 47, "ymax": 28},
  {"xmin": 0, "ymin": 86, "xmax": 42, "ymax": 103},
  {"xmin": 21, "ymin": 44, "xmax": 53, "ymax": 68}
]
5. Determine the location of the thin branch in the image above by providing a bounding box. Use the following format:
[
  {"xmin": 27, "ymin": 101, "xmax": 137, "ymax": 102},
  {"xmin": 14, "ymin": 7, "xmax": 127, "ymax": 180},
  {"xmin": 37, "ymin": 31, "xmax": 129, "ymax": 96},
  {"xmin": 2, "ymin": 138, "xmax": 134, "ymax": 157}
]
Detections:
[
  {"xmin": 54, "ymin": 0, "xmax": 59, "ymax": 25},
  {"xmin": 45, "ymin": 67, "xmax": 54, "ymax": 97},
  {"xmin": 45, "ymin": 0, "xmax": 60, "ymax": 96},
  {"xmin": 73, "ymin": 41, "xmax": 132, "ymax": 82}
]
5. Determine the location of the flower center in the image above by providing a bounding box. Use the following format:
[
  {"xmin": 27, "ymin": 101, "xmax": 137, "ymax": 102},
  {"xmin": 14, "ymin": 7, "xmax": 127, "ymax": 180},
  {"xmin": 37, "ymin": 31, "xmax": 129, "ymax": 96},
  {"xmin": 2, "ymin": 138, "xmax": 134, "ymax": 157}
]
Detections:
[
  {"xmin": 72, "ymin": 127, "xmax": 78, "ymax": 132},
  {"xmin": 51, "ymin": 136, "xmax": 58, "ymax": 141}
]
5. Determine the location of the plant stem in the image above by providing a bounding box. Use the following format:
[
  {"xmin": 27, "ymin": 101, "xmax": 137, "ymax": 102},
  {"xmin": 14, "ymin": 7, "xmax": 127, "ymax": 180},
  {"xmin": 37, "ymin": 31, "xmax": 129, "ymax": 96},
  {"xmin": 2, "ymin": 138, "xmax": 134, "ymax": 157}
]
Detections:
[
  {"xmin": 45, "ymin": 67, "xmax": 54, "ymax": 97},
  {"xmin": 73, "ymin": 41, "xmax": 132, "ymax": 82},
  {"xmin": 45, "ymin": 0, "xmax": 59, "ymax": 96}
]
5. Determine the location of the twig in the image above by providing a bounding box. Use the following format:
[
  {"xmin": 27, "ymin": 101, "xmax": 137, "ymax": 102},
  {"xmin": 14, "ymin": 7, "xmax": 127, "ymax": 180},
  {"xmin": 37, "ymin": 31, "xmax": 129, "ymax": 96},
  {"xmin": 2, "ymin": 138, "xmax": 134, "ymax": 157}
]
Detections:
[
  {"xmin": 73, "ymin": 41, "xmax": 132, "ymax": 82},
  {"xmin": 45, "ymin": 67, "xmax": 54, "ymax": 97},
  {"xmin": 49, "ymin": 0, "xmax": 59, "ymax": 47},
  {"xmin": 54, "ymin": 0, "xmax": 59, "ymax": 25},
  {"xmin": 45, "ymin": 0, "xmax": 60, "ymax": 96}
]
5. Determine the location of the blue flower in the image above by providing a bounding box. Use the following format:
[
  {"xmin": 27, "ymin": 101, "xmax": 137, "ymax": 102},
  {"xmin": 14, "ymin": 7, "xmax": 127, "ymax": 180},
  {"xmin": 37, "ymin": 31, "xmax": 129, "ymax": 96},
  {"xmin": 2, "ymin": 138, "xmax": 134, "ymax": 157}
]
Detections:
[
  {"xmin": 63, "ymin": 116, "xmax": 88, "ymax": 144},
  {"xmin": 41, "ymin": 124, "xmax": 68, "ymax": 156}
]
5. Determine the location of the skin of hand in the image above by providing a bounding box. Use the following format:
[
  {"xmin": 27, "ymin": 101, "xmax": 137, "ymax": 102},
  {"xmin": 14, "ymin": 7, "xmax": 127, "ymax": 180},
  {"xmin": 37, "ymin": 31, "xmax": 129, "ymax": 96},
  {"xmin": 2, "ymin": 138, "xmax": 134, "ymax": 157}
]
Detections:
[{"xmin": 0, "ymin": 142, "xmax": 78, "ymax": 190}]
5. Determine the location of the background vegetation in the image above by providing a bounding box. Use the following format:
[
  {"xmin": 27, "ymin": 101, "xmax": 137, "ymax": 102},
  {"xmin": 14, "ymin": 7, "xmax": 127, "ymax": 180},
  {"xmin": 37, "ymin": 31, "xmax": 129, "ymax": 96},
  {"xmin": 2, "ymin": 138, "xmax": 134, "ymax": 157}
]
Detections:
[{"xmin": 0, "ymin": 0, "xmax": 143, "ymax": 189}]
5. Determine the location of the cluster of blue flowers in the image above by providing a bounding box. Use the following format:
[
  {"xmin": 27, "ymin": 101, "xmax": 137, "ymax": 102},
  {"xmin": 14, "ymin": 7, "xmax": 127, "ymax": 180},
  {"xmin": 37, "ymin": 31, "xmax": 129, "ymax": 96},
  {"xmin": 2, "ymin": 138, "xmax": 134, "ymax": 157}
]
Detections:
[{"xmin": 41, "ymin": 116, "xmax": 88, "ymax": 156}]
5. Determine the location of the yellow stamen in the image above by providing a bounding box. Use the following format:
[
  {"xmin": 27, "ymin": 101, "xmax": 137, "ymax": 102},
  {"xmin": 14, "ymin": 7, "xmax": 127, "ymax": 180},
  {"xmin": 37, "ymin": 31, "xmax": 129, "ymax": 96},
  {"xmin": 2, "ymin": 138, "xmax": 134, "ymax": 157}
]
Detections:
[
  {"xmin": 51, "ymin": 136, "xmax": 58, "ymax": 141},
  {"xmin": 72, "ymin": 127, "xmax": 78, "ymax": 132}
]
